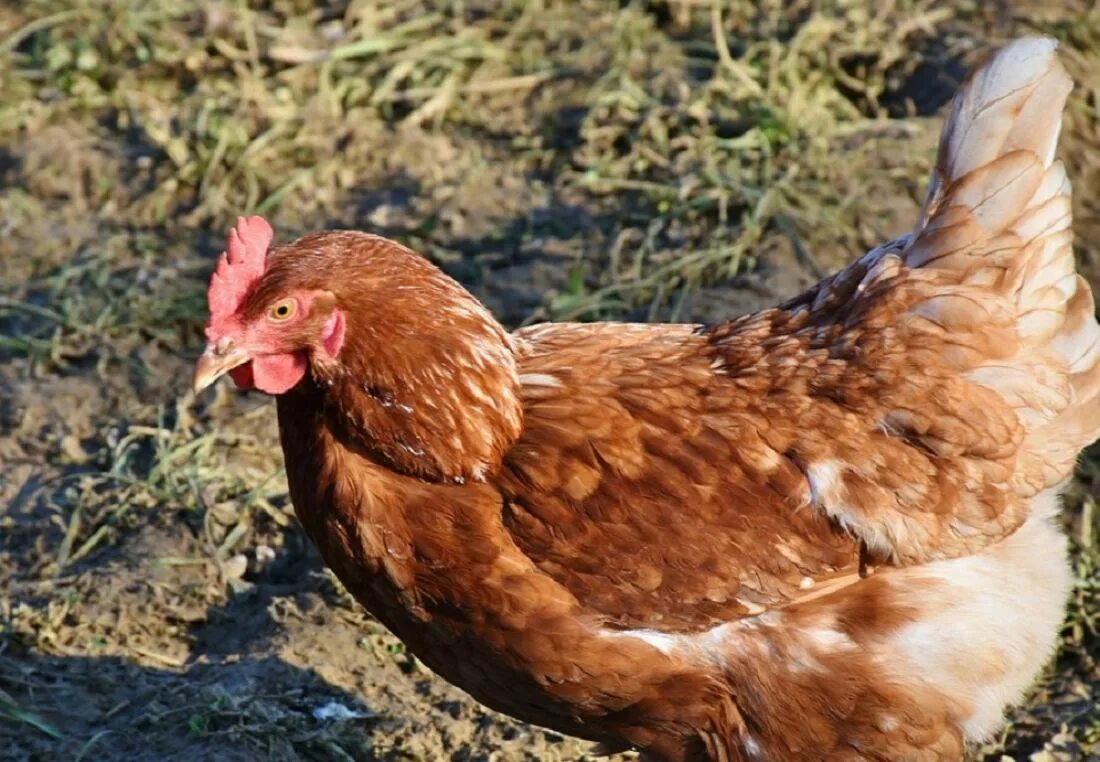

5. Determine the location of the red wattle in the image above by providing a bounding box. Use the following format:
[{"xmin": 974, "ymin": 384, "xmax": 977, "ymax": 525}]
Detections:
[{"xmin": 251, "ymin": 353, "xmax": 308, "ymax": 394}]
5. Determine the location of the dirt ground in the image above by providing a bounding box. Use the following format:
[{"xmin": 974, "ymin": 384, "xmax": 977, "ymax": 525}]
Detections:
[{"xmin": 2, "ymin": 2, "xmax": 1099, "ymax": 760}]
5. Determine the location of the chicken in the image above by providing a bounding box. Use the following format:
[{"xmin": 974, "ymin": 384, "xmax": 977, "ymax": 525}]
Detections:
[{"xmin": 192, "ymin": 38, "xmax": 1098, "ymax": 761}]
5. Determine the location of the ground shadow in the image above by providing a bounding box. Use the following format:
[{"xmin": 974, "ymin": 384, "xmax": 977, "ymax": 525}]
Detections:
[{"xmin": 0, "ymin": 649, "xmax": 380, "ymax": 762}]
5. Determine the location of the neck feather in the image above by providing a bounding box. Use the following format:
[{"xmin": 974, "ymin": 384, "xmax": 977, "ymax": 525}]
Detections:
[{"xmin": 299, "ymin": 239, "xmax": 523, "ymax": 483}]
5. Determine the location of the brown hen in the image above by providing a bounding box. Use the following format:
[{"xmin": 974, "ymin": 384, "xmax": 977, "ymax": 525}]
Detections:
[{"xmin": 193, "ymin": 38, "xmax": 1098, "ymax": 761}]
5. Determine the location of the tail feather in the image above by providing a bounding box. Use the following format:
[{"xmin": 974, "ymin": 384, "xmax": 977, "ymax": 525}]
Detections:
[
  {"xmin": 919, "ymin": 36, "xmax": 1070, "ymax": 225},
  {"xmin": 1029, "ymin": 280, "xmax": 1100, "ymax": 483},
  {"xmin": 901, "ymin": 37, "xmax": 1099, "ymax": 492}
]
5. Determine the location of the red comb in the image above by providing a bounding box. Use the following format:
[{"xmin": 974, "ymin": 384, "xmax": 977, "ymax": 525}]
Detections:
[{"xmin": 205, "ymin": 216, "xmax": 274, "ymax": 338}]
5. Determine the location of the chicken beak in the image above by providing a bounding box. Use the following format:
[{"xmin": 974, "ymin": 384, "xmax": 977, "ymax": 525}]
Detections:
[{"xmin": 192, "ymin": 342, "xmax": 250, "ymax": 394}]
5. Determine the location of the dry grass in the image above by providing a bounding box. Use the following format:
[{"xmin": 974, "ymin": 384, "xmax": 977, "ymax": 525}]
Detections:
[{"xmin": 1, "ymin": 1, "xmax": 1098, "ymax": 760}]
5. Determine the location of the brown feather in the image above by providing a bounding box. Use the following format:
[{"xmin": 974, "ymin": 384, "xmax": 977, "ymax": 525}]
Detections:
[{"xmin": 206, "ymin": 37, "xmax": 1095, "ymax": 762}]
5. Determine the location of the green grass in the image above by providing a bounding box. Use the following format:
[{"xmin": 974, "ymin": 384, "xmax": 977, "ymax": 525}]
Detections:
[{"xmin": 0, "ymin": 1, "xmax": 950, "ymax": 326}]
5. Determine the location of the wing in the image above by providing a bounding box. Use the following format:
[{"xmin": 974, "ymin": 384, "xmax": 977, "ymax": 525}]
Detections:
[
  {"xmin": 496, "ymin": 237, "xmax": 1076, "ymax": 633},
  {"xmin": 498, "ymin": 322, "xmax": 863, "ymax": 633},
  {"xmin": 496, "ymin": 287, "xmax": 1021, "ymax": 634}
]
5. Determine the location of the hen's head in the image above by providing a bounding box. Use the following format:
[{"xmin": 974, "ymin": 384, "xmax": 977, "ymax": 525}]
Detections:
[
  {"xmin": 193, "ymin": 216, "xmax": 523, "ymax": 481},
  {"xmin": 193, "ymin": 216, "xmax": 347, "ymax": 395}
]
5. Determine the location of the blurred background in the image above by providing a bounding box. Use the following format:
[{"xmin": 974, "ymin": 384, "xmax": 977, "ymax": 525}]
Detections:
[{"xmin": 1, "ymin": 1, "xmax": 1098, "ymax": 760}]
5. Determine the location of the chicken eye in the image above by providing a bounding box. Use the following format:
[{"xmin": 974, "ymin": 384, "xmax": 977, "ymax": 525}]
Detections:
[{"xmin": 269, "ymin": 299, "xmax": 296, "ymax": 321}]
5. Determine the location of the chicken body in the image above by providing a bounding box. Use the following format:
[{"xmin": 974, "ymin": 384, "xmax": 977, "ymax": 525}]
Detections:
[{"xmin": 197, "ymin": 38, "xmax": 1097, "ymax": 761}]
